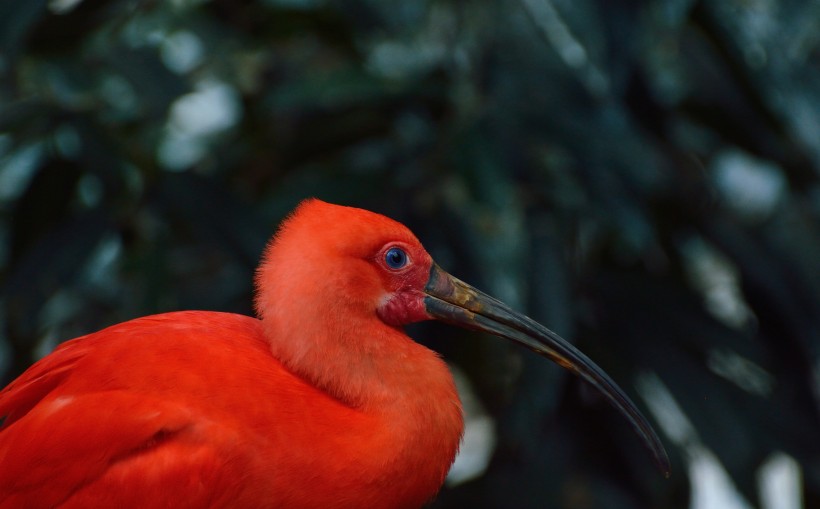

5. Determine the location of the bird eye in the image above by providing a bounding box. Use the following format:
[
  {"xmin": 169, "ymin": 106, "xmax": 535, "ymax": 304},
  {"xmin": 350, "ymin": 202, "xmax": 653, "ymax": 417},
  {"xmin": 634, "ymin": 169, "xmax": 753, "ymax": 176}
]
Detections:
[{"xmin": 384, "ymin": 247, "xmax": 408, "ymax": 269}]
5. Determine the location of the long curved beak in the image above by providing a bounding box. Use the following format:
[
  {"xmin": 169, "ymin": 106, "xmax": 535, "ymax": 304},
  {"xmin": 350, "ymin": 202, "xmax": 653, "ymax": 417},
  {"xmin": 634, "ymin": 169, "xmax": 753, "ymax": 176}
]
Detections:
[{"xmin": 424, "ymin": 263, "xmax": 670, "ymax": 477}]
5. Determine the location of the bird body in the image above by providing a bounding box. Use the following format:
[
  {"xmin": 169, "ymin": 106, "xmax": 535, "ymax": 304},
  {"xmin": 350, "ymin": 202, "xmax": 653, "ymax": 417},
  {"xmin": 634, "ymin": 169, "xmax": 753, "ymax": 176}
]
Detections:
[
  {"xmin": 0, "ymin": 199, "xmax": 667, "ymax": 508},
  {"xmin": 0, "ymin": 312, "xmax": 460, "ymax": 508}
]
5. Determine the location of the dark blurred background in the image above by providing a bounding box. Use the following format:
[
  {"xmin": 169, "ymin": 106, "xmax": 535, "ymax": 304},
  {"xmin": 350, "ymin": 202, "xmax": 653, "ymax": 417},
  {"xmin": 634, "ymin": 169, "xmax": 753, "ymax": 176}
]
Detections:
[{"xmin": 1, "ymin": 0, "xmax": 819, "ymax": 507}]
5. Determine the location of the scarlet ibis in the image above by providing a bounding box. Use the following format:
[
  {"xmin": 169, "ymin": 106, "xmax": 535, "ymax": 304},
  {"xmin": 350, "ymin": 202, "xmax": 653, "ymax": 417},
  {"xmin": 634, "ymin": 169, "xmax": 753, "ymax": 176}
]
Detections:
[{"xmin": 0, "ymin": 199, "xmax": 668, "ymax": 508}]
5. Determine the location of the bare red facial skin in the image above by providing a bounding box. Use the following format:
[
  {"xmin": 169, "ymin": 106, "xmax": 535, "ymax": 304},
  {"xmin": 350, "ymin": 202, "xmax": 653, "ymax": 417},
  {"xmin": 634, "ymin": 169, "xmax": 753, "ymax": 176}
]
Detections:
[
  {"xmin": 373, "ymin": 241, "xmax": 433, "ymax": 328},
  {"xmin": 377, "ymin": 288, "xmax": 430, "ymax": 328}
]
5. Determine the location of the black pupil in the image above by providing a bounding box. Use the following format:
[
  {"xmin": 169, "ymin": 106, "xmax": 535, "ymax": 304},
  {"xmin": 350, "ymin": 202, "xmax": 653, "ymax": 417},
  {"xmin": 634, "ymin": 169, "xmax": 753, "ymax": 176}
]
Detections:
[{"xmin": 386, "ymin": 248, "xmax": 406, "ymax": 268}]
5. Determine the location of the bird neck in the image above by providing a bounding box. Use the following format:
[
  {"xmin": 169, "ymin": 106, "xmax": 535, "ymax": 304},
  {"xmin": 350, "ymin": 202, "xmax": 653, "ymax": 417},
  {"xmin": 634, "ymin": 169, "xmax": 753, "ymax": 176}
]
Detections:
[
  {"xmin": 261, "ymin": 308, "xmax": 451, "ymax": 410},
  {"xmin": 259, "ymin": 292, "xmax": 464, "ymax": 503}
]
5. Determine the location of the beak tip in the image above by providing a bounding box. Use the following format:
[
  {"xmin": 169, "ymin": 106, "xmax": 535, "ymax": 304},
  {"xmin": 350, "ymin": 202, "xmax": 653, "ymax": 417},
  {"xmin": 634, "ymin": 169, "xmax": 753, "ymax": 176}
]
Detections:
[{"xmin": 655, "ymin": 453, "xmax": 671, "ymax": 479}]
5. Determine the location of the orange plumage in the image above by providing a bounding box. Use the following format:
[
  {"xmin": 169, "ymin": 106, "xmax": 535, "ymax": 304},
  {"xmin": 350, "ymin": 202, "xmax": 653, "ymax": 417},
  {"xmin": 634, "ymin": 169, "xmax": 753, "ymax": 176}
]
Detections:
[{"xmin": 0, "ymin": 199, "xmax": 668, "ymax": 508}]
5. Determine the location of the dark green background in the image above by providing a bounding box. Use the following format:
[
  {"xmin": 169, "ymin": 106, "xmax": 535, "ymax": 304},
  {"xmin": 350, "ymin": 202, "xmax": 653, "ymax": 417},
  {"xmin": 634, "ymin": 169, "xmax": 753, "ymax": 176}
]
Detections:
[{"xmin": 1, "ymin": 0, "xmax": 819, "ymax": 507}]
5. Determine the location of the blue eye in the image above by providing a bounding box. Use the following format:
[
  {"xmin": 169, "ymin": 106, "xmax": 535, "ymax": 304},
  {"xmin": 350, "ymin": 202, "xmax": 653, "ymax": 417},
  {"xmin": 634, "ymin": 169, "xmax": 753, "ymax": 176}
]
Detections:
[{"xmin": 384, "ymin": 247, "xmax": 408, "ymax": 269}]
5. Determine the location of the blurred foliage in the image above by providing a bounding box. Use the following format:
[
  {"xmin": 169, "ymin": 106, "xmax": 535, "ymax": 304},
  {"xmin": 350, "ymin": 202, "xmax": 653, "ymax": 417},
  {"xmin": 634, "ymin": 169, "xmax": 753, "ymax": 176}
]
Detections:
[{"xmin": 1, "ymin": 0, "xmax": 820, "ymax": 507}]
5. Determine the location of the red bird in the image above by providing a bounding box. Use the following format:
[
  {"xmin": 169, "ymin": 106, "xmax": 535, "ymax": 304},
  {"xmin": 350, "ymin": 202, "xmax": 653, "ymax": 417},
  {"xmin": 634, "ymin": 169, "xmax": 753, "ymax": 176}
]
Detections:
[{"xmin": 0, "ymin": 199, "xmax": 668, "ymax": 508}]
